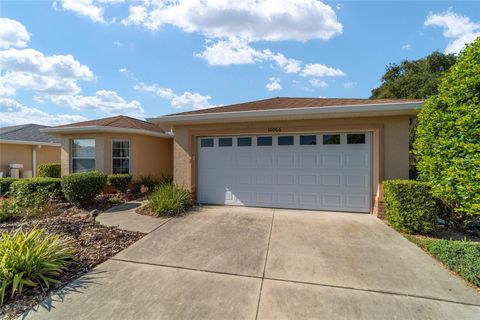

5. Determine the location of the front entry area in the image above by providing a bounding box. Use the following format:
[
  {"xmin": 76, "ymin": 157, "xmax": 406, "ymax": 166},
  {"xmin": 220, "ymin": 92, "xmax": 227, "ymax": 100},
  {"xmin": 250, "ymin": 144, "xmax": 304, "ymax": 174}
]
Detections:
[{"xmin": 197, "ymin": 132, "xmax": 372, "ymax": 212}]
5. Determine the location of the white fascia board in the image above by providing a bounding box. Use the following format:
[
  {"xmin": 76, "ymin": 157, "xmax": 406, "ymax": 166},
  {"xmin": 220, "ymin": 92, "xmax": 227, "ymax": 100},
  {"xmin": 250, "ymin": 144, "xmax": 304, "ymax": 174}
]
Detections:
[
  {"xmin": 0, "ymin": 139, "xmax": 61, "ymax": 147},
  {"xmin": 41, "ymin": 126, "xmax": 173, "ymax": 139},
  {"xmin": 148, "ymin": 102, "xmax": 423, "ymax": 125}
]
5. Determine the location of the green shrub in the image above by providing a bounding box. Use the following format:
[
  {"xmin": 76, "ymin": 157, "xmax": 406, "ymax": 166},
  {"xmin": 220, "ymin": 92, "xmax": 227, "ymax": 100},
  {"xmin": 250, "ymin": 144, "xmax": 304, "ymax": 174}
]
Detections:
[
  {"xmin": 0, "ymin": 187, "xmax": 54, "ymax": 222},
  {"xmin": 61, "ymin": 171, "xmax": 107, "ymax": 205},
  {"xmin": 107, "ymin": 174, "xmax": 132, "ymax": 193},
  {"xmin": 136, "ymin": 175, "xmax": 172, "ymax": 191},
  {"xmin": 10, "ymin": 177, "xmax": 62, "ymax": 198},
  {"xmin": 383, "ymin": 180, "xmax": 438, "ymax": 233},
  {"xmin": 38, "ymin": 163, "xmax": 61, "ymax": 178},
  {"xmin": 414, "ymin": 38, "xmax": 480, "ymax": 218},
  {"xmin": 0, "ymin": 198, "xmax": 17, "ymax": 222},
  {"xmin": 148, "ymin": 184, "xmax": 193, "ymax": 217},
  {"xmin": 0, "ymin": 228, "xmax": 75, "ymax": 305},
  {"xmin": 0, "ymin": 178, "xmax": 18, "ymax": 196},
  {"xmin": 412, "ymin": 238, "xmax": 480, "ymax": 287}
]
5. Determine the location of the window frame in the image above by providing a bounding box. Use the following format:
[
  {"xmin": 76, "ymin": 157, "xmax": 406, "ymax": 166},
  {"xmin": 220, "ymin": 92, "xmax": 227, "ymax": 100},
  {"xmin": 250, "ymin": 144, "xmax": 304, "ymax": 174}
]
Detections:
[
  {"xmin": 257, "ymin": 136, "xmax": 273, "ymax": 146},
  {"xmin": 322, "ymin": 134, "xmax": 341, "ymax": 145},
  {"xmin": 112, "ymin": 139, "xmax": 131, "ymax": 175},
  {"xmin": 71, "ymin": 138, "xmax": 96, "ymax": 173}
]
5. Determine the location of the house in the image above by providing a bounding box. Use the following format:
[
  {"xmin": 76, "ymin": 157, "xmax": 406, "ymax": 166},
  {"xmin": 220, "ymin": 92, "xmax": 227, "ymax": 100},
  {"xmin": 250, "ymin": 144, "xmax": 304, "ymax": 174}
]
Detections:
[
  {"xmin": 42, "ymin": 115, "xmax": 173, "ymax": 180},
  {"xmin": 151, "ymin": 97, "xmax": 423, "ymax": 216},
  {"xmin": 0, "ymin": 124, "xmax": 61, "ymax": 178},
  {"xmin": 45, "ymin": 97, "xmax": 423, "ymax": 216}
]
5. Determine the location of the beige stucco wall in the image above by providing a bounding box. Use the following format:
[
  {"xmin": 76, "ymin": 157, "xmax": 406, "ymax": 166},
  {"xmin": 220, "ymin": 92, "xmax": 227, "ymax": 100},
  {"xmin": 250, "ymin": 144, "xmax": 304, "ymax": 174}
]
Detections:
[
  {"xmin": 60, "ymin": 133, "xmax": 173, "ymax": 180},
  {"xmin": 170, "ymin": 115, "xmax": 411, "ymax": 200},
  {"xmin": 0, "ymin": 143, "xmax": 60, "ymax": 177}
]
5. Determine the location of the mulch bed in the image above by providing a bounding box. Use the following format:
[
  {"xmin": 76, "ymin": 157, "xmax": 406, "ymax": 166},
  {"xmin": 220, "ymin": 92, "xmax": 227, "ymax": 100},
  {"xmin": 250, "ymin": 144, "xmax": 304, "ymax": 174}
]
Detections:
[{"xmin": 0, "ymin": 203, "xmax": 145, "ymax": 320}]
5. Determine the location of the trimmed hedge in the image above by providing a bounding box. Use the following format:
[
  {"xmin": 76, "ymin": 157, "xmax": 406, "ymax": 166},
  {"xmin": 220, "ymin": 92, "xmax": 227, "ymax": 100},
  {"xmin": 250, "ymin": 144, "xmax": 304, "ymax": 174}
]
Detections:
[
  {"xmin": 148, "ymin": 184, "xmax": 193, "ymax": 217},
  {"xmin": 0, "ymin": 178, "xmax": 18, "ymax": 196},
  {"xmin": 38, "ymin": 163, "xmax": 61, "ymax": 178},
  {"xmin": 107, "ymin": 174, "xmax": 132, "ymax": 193},
  {"xmin": 10, "ymin": 177, "xmax": 62, "ymax": 198},
  {"xmin": 61, "ymin": 171, "xmax": 107, "ymax": 205},
  {"xmin": 383, "ymin": 180, "xmax": 438, "ymax": 233}
]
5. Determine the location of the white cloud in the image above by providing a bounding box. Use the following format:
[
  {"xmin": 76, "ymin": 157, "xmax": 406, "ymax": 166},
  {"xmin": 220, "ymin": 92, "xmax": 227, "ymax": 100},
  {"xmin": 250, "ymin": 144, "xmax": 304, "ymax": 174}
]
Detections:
[
  {"xmin": 0, "ymin": 18, "xmax": 30, "ymax": 49},
  {"xmin": 135, "ymin": 82, "xmax": 214, "ymax": 110},
  {"xmin": 196, "ymin": 38, "xmax": 262, "ymax": 65},
  {"xmin": 425, "ymin": 10, "xmax": 480, "ymax": 54},
  {"xmin": 266, "ymin": 77, "xmax": 282, "ymax": 91},
  {"xmin": 402, "ymin": 43, "xmax": 412, "ymax": 50},
  {"xmin": 50, "ymin": 90, "xmax": 144, "ymax": 116},
  {"xmin": 119, "ymin": 67, "xmax": 127, "ymax": 72},
  {"xmin": 0, "ymin": 98, "xmax": 87, "ymax": 126},
  {"xmin": 0, "ymin": 48, "xmax": 94, "ymax": 96},
  {"xmin": 301, "ymin": 63, "xmax": 346, "ymax": 77},
  {"xmin": 122, "ymin": 0, "xmax": 342, "ymax": 42},
  {"xmin": 309, "ymin": 78, "xmax": 327, "ymax": 88},
  {"xmin": 171, "ymin": 92, "xmax": 213, "ymax": 110},
  {"xmin": 55, "ymin": 0, "xmax": 106, "ymax": 23},
  {"xmin": 343, "ymin": 81, "xmax": 355, "ymax": 88}
]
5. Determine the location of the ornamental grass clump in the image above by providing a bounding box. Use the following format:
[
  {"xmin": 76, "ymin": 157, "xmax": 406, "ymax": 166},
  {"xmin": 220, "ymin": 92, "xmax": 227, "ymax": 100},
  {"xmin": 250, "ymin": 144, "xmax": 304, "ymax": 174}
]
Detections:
[
  {"xmin": 0, "ymin": 228, "xmax": 75, "ymax": 304},
  {"xmin": 148, "ymin": 184, "xmax": 193, "ymax": 217}
]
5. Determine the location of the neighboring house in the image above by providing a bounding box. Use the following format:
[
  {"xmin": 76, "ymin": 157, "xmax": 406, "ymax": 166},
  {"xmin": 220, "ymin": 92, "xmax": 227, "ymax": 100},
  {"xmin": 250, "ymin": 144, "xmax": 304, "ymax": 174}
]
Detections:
[
  {"xmin": 42, "ymin": 116, "xmax": 173, "ymax": 180},
  {"xmin": 45, "ymin": 97, "xmax": 423, "ymax": 216},
  {"xmin": 0, "ymin": 124, "xmax": 61, "ymax": 178},
  {"xmin": 150, "ymin": 97, "xmax": 423, "ymax": 216}
]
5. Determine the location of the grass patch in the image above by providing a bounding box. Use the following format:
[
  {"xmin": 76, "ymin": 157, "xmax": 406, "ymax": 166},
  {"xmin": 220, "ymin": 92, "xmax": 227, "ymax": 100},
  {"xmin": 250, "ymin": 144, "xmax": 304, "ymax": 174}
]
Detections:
[
  {"xmin": 407, "ymin": 235, "xmax": 480, "ymax": 288},
  {"xmin": 148, "ymin": 184, "xmax": 193, "ymax": 217}
]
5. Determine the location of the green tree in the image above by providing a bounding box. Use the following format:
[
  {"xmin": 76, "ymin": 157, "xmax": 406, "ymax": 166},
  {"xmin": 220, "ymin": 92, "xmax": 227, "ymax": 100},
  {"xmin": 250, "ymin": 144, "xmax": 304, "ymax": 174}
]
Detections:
[
  {"xmin": 414, "ymin": 37, "xmax": 480, "ymax": 219},
  {"xmin": 371, "ymin": 51, "xmax": 456, "ymax": 99}
]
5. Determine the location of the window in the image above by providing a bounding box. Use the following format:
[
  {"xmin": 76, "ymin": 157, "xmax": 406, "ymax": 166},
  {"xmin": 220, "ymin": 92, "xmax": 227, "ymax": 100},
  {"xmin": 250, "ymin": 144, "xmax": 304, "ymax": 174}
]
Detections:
[
  {"xmin": 300, "ymin": 135, "xmax": 316, "ymax": 145},
  {"xmin": 201, "ymin": 138, "xmax": 214, "ymax": 147},
  {"xmin": 257, "ymin": 136, "xmax": 272, "ymax": 146},
  {"xmin": 347, "ymin": 134, "xmax": 366, "ymax": 144},
  {"xmin": 112, "ymin": 140, "xmax": 130, "ymax": 174},
  {"xmin": 323, "ymin": 134, "xmax": 341, "ymax": 145},
  {"xmin": 278, "ymin": 136, "xmax": 294, "ymax": 146},
  {"xmin": 219, "ymin": 137, "xmax": 233, "ymax": 147},
  {"xmin": 71, "ymin": 139, "xmax": 95, "ymax": 173},
  {"xmin": 237, "ymin": 137, "xmax": 252, "ymax": 146}
]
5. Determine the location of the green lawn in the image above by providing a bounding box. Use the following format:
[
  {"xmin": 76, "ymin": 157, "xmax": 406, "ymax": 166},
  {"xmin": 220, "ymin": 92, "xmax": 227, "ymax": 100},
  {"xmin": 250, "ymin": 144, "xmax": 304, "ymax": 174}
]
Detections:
[{"xmin": 407, "ymin": 235, "xmax": 480, "ymax": 288}]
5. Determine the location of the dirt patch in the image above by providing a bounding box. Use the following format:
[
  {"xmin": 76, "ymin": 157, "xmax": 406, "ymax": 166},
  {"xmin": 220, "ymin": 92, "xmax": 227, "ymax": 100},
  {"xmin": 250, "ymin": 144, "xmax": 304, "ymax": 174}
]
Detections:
[{"xmin": 0, "ymin": 206, "xmax": 144, "ymax": 320}]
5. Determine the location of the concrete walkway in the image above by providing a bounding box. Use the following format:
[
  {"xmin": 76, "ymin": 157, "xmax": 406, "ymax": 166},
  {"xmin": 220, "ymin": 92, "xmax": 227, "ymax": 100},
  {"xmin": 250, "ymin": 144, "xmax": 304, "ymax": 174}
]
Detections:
[
  {"xmin": 24, "ymin": 206, "xmax": 480, "ymax": 320},
  {"xmin": 96, "ymin": 201, "xmax": 169, "ymax": 233}
]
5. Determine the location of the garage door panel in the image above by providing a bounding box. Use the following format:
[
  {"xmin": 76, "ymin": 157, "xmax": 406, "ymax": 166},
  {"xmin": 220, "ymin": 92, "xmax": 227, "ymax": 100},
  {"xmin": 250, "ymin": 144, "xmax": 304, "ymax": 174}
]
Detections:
[{"xmin": 197, "ymin": 133, "xmax": 371, "ymax": 213}]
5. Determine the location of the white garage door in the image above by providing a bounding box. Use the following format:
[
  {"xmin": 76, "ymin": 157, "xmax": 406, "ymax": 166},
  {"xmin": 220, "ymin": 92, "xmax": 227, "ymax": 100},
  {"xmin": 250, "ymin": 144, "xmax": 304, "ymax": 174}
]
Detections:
[{"xmin": 197, "ymin": 132, "xmax": 371, "ymax": 213}]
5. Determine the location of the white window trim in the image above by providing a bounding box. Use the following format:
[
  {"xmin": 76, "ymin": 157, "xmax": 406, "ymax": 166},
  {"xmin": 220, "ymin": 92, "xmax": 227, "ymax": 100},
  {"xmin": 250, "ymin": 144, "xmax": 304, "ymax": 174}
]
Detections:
[
  {"xmin": 71, "ymin": 138, "xmax": 96, "ymax": 173},
  {"xmin": 112, "ymin": 139, "xmax": 131, "ymax": 175}
]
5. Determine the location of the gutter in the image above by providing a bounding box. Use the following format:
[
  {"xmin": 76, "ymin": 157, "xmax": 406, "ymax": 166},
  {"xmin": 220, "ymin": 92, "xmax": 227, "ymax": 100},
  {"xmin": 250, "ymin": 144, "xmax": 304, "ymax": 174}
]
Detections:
[
  {"xmin": 148, "ymin": 102, "xmax": 423, "ymax": 125},
  {"xmin": 41, "ymin": 126, "xmax": 174, "ymax": 139},
  {"xmin": 0, "ymin": 139, "xmax": 61, "ymax": 147}
]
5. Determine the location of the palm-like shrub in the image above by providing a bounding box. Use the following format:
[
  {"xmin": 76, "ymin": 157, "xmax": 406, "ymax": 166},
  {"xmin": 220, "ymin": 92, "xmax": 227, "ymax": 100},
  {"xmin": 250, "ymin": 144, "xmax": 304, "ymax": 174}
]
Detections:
[
  {"xmin": 148, "ymin": 184, "xmax": 193, "ymax": 217},
  {"xmin": 0, "ymin": 228, "xmax": 75, "ymax": 304}
]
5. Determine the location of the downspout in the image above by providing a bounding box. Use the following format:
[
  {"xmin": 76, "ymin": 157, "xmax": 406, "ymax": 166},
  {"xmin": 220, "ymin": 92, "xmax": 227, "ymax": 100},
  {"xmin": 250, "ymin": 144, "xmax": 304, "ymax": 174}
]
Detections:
[{"xmin": 32, "ymin": 147, "xmax": 37, "ymax": 177}]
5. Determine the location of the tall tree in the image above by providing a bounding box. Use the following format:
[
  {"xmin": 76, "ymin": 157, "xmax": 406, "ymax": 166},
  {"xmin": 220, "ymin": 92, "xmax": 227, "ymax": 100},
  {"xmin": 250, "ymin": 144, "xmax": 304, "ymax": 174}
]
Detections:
[
  {"xmin": 414, "ymin": 37, "xmax": 480, "ymax": 219},
  {"xmin": 371, "ymin": 51, "xmax": 456, "ymax": 99}
]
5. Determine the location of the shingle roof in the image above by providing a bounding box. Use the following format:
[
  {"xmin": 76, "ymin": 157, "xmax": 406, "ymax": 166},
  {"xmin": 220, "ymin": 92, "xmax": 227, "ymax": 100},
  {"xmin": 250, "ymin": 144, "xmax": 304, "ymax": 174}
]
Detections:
[
  {"xmin": 55, "ymin": 115, "xmax": 165, "ymax": 133},
  {"xmin": 165, "ymin": 97, "xmax": 423, "ymax": 116},
  {"xmin": 0, "ymin": 124, "xmax": 61, "ymax": 144}
]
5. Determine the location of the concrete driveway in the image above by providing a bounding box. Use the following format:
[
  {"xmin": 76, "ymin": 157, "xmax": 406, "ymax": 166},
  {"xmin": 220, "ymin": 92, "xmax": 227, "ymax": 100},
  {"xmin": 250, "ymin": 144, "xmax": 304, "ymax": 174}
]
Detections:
[{"xmin": 24, "ymin": 206, "xmax": 480, "ymax": 319}]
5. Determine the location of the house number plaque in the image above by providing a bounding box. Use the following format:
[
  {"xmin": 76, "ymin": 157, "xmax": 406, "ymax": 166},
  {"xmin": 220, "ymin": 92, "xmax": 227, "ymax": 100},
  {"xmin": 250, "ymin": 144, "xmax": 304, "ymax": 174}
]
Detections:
[{"xmin": 267, "ymin": 127, "xmax": 282, "ymax": 132}]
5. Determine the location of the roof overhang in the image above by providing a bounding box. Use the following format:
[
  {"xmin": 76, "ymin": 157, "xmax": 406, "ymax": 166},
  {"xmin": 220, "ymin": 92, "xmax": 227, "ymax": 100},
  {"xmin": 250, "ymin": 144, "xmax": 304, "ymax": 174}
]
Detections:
[
  {"xmin": 148, "ymin": 102, "xmax": 423, "ymax": 126},
  {"xmin": 41, "ymin": 126, "xmax": 173, "ymax": 139},
  {"xmin": 0, "ymin": 139, "xmax": 61, "ymax": 147}
]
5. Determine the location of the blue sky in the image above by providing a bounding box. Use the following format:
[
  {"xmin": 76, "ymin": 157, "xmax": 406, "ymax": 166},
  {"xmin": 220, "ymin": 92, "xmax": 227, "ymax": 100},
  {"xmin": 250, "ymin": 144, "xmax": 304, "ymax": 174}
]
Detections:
[{"xmin": 0, "ymin": 0, "xmax": 479, "ymax": 126}]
